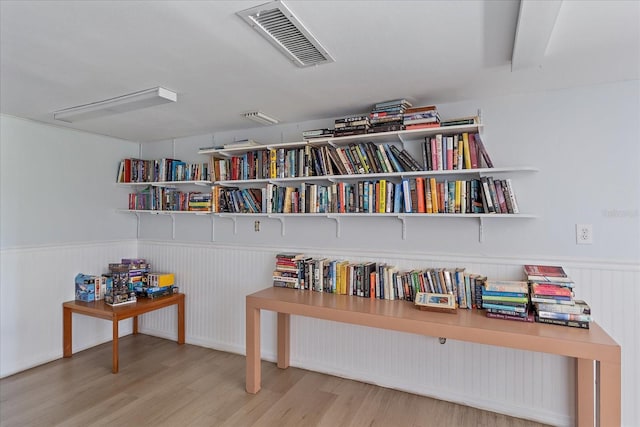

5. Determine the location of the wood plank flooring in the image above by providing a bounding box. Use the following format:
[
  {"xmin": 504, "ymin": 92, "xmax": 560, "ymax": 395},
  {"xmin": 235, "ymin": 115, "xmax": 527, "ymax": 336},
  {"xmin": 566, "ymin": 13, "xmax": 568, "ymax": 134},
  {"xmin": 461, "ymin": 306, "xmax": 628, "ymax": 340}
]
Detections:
[{"xmin": 0, "ymin": 335, "xmax": 551, "ymax": 427}]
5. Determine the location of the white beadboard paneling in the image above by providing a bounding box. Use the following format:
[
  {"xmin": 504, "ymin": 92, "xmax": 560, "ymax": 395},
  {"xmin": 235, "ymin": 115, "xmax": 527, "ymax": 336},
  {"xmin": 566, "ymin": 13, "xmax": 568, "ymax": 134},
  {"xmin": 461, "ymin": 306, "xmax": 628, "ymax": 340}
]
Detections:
[
  {"xmin": 136, "ymin": 241, "xmax": 639, "ymax": 427},
  {"xmin": 4, "ymin": 239, "xmax": 634, "ymax": 425},
  {"xmin": 0, "ymin": 240, "xmax": 138, "ymax": 378}
]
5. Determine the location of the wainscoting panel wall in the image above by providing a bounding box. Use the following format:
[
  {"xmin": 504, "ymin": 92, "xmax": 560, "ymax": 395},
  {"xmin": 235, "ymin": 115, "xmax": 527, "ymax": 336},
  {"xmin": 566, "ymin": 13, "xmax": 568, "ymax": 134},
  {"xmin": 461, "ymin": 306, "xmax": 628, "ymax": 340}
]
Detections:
[
  {"xmin": 137, "ymin": 241, "xmax": 639, "ymax": 427},
  {"xmin": 0, "ymin": 240, "xmax": 138, "ymax": 378}
]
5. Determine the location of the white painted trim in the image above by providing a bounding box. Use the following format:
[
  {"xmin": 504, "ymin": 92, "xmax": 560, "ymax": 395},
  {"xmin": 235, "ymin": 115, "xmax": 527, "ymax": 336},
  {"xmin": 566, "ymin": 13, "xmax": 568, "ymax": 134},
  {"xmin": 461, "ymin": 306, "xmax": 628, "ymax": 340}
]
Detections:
[{"xmin": 137, "ymin": 239, "xmax": 640, "ymax": 271}]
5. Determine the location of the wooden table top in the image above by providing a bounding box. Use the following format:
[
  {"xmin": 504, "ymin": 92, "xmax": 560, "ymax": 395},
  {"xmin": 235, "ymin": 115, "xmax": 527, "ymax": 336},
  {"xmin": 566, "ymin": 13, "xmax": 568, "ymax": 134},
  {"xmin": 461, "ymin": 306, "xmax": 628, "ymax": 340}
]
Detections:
[
  {"xmin": 247, "ymin": 287, "xmax": 620, "ymax": 362},
  {"xmin": 63, "ymin": 292, "xmax": 184, "ymax": 320}
]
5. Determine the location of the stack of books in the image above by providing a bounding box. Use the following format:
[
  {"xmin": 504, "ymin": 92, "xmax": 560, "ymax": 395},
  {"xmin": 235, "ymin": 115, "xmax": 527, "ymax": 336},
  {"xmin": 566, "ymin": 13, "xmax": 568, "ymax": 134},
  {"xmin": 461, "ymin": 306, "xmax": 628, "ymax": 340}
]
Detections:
[
  {"xmin": 368, "ymin": 98, "xmax": 412, "ymax": 133},
  {"xmin": 188, "ymin": 192, "xmax": 212, "ymax": 212},
  {"xmin": 403, "ymin": 105, "xmax": 441, "ymax": 130},
  {"xmin": 525, "ymin": 264, "xmax": 591, "ymax": 329},
  {"xmin": 334, "ymin": 115, "xmax": 370, "ymax": 137},
  {"xmin": 272, "ymin": 253, "xmax": 305, "ymax": 289},
  {"xmin": 302, "ymin": 128, "xmax": 334, "ymax": 140},
  {"xmin": 481, "ymin": 280, "xmax": 533, "ymax": 322},
  {"xmin": 440, "ymin": 115, "xmax": 479, "ymax": 127}
]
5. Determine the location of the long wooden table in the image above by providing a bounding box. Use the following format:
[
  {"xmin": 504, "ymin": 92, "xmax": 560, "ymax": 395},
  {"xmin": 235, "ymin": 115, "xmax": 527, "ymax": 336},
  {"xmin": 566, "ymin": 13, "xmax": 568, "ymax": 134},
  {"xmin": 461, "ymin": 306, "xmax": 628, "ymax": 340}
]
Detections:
[
  {"xmin": 245, "ymin": 287, "xmax": 621, "ymax": 427},
  {"xmin": 63, "ymin": 292, "xmax": 185, "ymax": 373}
]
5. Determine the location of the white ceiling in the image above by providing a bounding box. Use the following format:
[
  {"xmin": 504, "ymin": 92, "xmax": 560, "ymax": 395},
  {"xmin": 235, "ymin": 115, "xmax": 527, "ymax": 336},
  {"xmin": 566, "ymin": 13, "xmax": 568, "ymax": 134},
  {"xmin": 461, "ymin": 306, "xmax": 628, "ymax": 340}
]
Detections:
[{"xmin": 1, "ymin": 0, "xmax": 638, "ymax": 142}]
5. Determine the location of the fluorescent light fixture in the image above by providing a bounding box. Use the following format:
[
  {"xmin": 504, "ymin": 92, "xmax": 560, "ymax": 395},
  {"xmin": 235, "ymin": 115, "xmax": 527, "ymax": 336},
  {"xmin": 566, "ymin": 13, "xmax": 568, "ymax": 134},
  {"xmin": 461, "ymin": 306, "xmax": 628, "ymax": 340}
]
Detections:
[
  {"xmin": 53, "ymin": 87, "xmax": 177, "ymax": 123},
  {"xmin": 244, "ymin": 111, "xmax": 279, "ymax": 125}
]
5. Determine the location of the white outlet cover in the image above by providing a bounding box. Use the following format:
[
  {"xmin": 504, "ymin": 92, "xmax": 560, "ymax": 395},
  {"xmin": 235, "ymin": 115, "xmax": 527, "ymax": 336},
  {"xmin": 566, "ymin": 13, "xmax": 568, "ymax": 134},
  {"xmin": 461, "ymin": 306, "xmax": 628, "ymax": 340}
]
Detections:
[{"xmin": 576, "ymin": 224, "xmax": 593, "ymax": 244}]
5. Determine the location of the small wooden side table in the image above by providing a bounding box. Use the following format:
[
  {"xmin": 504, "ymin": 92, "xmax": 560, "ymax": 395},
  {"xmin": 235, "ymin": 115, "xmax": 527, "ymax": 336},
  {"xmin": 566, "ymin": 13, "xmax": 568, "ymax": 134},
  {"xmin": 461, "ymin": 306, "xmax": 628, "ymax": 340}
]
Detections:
[{"xmin": 63, "ymin": 292, "xmax": 185, "ymax": 373}]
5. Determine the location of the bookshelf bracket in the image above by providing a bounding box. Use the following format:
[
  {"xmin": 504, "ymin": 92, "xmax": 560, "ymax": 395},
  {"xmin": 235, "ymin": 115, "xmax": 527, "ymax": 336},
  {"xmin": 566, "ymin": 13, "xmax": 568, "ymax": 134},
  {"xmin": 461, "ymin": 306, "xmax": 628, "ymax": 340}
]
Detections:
[
  {"xmin": 327, "ymin": 215, "xmax": 341, "ymax": 238},
  {"xmin": 211, "ymin": 215, "xmax": 215, "ymax": 241},
  {"xmin": 397, "ymin": 215, "xmax": 407, "ymax": 240},
  {"xmin": 479, "ymin": 217, "xmax": 484, "ymax": 243},
  {"xmin": 219, "ymin": 214, "xmax": 238, "ymax": 234},
  {"xmin": 170, "ymin": 213, "xmax": 176, "ymax": 240},
  {"xmin": 134, "ymin": 212, "xmax": 141, "ymax": 239},
  {"xmin": 268, "ymin": 215, "xmax": 286, "ymax": 236},
  {"xmin": 397, "ymin": 133, "xmax": 407, "ymax": 150}
]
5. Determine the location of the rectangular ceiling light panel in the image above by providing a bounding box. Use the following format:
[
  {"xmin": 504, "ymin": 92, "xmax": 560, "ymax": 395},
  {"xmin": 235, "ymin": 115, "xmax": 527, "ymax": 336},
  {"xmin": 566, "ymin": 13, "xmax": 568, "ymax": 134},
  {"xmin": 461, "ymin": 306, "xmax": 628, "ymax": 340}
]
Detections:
[
  {"xmin": 53, "ymin": 87, "xmax": 177, "ymax": 123},
  {"xmin": 237, "ymin": 0, "xmax": 334, "ymax": 67},
  {"xmin": 244, "ymin": 111, "xmax": 279, "ymax": 125}
]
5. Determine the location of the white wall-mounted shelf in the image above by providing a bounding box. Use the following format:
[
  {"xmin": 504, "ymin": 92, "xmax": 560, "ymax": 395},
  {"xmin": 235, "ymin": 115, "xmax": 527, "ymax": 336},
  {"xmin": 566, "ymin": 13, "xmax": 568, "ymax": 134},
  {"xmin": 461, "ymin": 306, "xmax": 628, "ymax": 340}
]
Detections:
[
  {"xmin": 204, "ymin": 212, "xmax": 536, "ymax": 242},
  {"xmin": 118, "ymin": 113, "xmax": 537, "ymax": 243},
  {"xmin": 116, "ymin": 180, "xmax": 212, "ymax": 187},
  {"xmin": 116, "ymin": 209, "xmax": 212, "ymax": 240},
  {"xmin": 198, "ymin": 123, "xmax": 485, "ymax": 157},
  {"xmin": 211, "ymin": 167, "xmax": 538, "ymax": 187}
]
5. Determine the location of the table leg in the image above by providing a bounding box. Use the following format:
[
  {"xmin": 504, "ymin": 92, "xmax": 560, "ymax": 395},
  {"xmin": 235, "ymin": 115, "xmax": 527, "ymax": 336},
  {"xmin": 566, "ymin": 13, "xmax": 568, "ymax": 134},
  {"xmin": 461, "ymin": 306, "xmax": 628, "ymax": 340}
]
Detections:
[
  {"xmin": 598, "ymin": 360, "xmax": 621, "ymax": 427},
  {"xmin": 133, "ymin": 316, "xmax": 139, "ymax": 335},
  {"xmin": 63, "ymin": 307, "xmax": 72, "ymax": 357},
  {"xmin": 246, "ymin": 302, "xmax": 261, "ymax": 394},
  {"xmin": 112, "ymin": 319, "xmax": 119, "ymax": 374},
  {"xmin": 576, "ymin": 358, "xmax": 594, "ymax": 427},
  {"xmin": 277, "ymin": 312, "xmax": 290, "ymax": 369},
  {"xmin": 177, "ymin": 296, "xmax": 185, "ymax": 344}
]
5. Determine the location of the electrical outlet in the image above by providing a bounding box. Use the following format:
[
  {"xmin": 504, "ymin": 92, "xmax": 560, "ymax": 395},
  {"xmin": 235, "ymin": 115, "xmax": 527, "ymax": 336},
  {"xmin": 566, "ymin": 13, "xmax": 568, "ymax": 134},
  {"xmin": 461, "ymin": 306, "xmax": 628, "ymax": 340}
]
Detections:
[{"xmin": 576, "ymin": 224, "xmax": 593, "ymax": 244}]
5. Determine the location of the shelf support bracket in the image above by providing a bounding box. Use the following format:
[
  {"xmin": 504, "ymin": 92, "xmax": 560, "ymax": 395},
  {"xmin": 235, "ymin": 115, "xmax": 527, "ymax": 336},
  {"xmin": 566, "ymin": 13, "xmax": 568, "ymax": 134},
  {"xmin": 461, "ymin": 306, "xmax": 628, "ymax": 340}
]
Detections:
[
  {"xmin": 479, "ymin": 217, "xmax": 484, "ymax": 243},
  {"xmin": 397, "ymin": 215, "xmax": 407, "ymax": 240},
  {"xmin": 268, "ymin": 215, "xmax": 286, "ymax": 236},
  {"xmin": 170, "ymin": 213, "xmax": 176, "ymax": 240},
  {"xmin": 230, "ymin": 216, "xmax": 237, "ymax": 234},
  {"xmin": 211, "ymin": 215, "xmax": 215, "ymax": 242},
  {"xmin": 397, "ymin": 133, "xmax": 407, "ymax": 150},
  {"xmin": 219, "ymin": 214, "xmax": 237, "ymax": 234},
  {"xmin": 327, "ymin": 215, "xmax": 341, "ymax": 238},
  {"xmin": 134, "ymin": 212, "xmax": 141, "ymax": 239}
]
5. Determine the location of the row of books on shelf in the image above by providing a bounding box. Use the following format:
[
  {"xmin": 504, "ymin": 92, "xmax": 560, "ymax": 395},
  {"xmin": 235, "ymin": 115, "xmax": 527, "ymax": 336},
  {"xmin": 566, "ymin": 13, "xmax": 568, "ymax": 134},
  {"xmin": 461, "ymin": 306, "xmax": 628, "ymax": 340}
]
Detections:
[
  {"xmin": 272, "ymin": 253, "xmax": 485, "ymax": 307},
  {"xmin": 211, "ymin": 176, "xmax": 518, "ymax": 214},
  {"xmin": 75, "ymin": 258, "xmax": 177, "ymax": 306},
  {"xmin": 303, "ymin": 100, "xmax": 478, "ymax": 139},
  {"xmin": 211, "ymin": 132, "xmax": 492, "ymax": 182},
  {"xmin": 272, "ymin": 256, "xmax": 592, "ymax": 329},
  {"xmin": 128, "ymin": 187, "xmax": 212, "ymax": 211},
  {"xmin": 422, "ymin": 132, "xmax": 493, "ymax": 170},
  {"xmin": 117, "ymin": 158, "xmax": 210, "ymax": 183}
]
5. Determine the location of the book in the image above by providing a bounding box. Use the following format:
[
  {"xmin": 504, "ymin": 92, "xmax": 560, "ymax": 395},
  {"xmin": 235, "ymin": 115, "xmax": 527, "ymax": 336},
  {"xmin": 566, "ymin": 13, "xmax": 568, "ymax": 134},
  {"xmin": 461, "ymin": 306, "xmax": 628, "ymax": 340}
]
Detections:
[
  {"xmin": 439, "ymin": 116, "xmax": 479, "ymax": 127},
  {"xmin": 482, "ymin": 295, "xmax": 529, "ymax": 303},
  {"xmin": 531, "ymin": 283, "xmax": 573, "ymax": 297},
  {"xmin": 481, "ymin": 302, "xmax": 528, "ymax": 313},
  {"xmin": 536, "ymin": 311, "xmax": 591, "ymax": 322},
  {"xmin": 486, "ymin": 311, "xmax": 535, "ymax": 322},
  {"xmin": 534, "ymin": 300, "xmax": 590, "ymax": 314},
  {"xmin": 474, "ymin": 133, "xmax": 494, "ymax": 168},
  {"xmin": 223, "ymin": 139, "xmax": 261, "ymax": 149},
  {"xmin": 404, "ymin": 105, "xmax": 436, "ymax": 114},
  {"xmin": 524, "ymin": 265, "xmax": 573, "ymax": 283},
  {"xmin": 535, "ymin": 316, "xmax": 589, "ymax": 329}
]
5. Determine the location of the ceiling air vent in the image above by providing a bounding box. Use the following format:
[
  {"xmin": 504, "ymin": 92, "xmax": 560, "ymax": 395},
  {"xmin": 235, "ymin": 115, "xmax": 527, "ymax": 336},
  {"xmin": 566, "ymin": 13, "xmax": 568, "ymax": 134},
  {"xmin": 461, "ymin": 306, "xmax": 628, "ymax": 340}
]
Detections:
[{"xmin": 237, "ymin": 0, "xmax": 334, "ymax": 67}]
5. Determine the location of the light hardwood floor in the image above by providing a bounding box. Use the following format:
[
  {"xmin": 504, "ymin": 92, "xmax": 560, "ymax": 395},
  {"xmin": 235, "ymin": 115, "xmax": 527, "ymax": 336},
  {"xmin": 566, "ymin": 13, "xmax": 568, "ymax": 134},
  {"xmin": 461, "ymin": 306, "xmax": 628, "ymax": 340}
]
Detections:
[{"xmin": 0, "ymin": 335, "xmax": 551, "ymax": 427}]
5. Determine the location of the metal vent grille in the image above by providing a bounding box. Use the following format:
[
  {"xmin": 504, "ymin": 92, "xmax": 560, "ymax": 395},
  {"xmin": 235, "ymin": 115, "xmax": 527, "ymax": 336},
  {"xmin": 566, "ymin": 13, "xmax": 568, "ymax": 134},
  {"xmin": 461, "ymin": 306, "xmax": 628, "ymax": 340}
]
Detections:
[{"xmin": 237, "ymin": 1, "xmax": 334, "ymax": 67}]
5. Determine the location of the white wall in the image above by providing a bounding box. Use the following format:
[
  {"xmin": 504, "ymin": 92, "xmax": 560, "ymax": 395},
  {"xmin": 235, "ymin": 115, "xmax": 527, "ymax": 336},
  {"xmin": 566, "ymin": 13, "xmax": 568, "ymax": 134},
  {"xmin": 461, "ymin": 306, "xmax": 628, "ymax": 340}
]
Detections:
[{"xmin": 0, "ymin": 115, "xmax": 139, "ymax": 247}]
